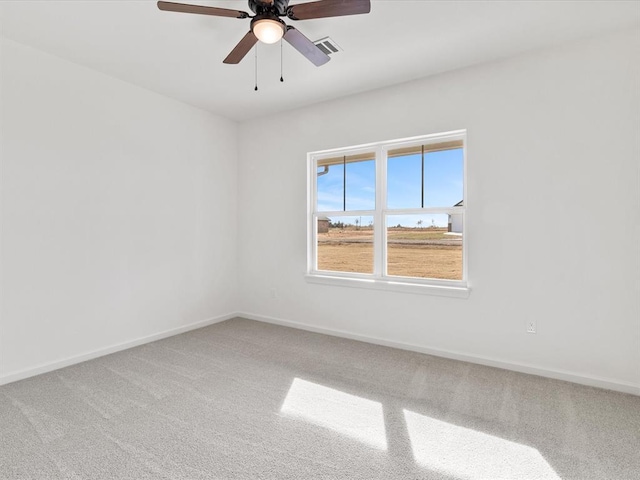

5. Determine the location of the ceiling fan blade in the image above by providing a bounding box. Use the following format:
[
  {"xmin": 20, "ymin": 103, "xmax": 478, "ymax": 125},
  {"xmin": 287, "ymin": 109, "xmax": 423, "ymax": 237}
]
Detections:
[
  {"xmin": 157, "ymin": 1, "xmax": 249, "ymax": 19},
  {"xmin": 223, "ymin": 31, "xmax": 259, "ymax": 64},
  {"xmin": 284, "ymin": 27, "xmax": 330, "ymax": 67},
  {"xmin": 287, "ymin": 0, "xmax": 370, "ymax": 21}
]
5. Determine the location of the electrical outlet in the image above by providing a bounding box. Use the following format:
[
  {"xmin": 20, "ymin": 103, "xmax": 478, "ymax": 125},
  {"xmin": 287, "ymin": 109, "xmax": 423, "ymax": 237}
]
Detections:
[{"xmin": 526, "ymin": 321, "xmax": 536, "ymax": 334}]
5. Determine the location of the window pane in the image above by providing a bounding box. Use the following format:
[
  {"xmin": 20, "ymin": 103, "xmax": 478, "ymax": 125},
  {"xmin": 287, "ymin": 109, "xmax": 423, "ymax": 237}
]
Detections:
[
  {"xmin": 386, "ymin": 214, "xmax": 462, "ymax": 280},
  {"xmin": 387, "ymin": 153, "xmax": 421, "ymax": 209},
  {"xmin": 317, "ymin": 216, "xmax": 374, "ymax": 274},
  {"xmin": 424, "ymin": 148, "xmax": 464, "ymax": 208},
  {"xmin": 317, "ymin": 153, "xmax": 375, "ymax": 212},
  {"xmin": 317, "ymin": 162, "xmax": 344, "ymax": 212},
  {"xmin": 387, "ymin": 144, "xmax": 464, "ymax": 209},
  {"xmin": 346, "ymin": 159, "xmax": 375, "ymax": 210}
]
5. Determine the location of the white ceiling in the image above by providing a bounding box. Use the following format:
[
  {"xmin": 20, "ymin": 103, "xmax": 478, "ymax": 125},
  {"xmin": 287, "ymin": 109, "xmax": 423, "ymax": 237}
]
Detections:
[{"xmin": 1, "ymin": 1, "xmax": 638, "ymax": 121}]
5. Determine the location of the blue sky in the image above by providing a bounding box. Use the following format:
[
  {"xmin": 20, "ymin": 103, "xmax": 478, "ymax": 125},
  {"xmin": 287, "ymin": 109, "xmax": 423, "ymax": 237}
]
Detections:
[{"xmin": 317, "ymin": 148, "xmax": 463, "ymax": 227}]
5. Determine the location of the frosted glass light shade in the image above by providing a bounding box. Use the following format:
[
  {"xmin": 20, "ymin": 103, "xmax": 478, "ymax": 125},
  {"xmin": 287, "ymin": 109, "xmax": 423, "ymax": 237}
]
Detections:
[{"xmin": 253, "ymin": 19, "xmax": 285, "ymax": 44}]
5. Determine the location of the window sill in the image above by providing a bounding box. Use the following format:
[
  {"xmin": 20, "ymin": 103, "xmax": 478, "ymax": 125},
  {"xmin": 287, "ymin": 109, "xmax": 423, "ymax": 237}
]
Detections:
[{"xmin": 304, "ymin": 273, "xmax": 470, "ymax": 299}]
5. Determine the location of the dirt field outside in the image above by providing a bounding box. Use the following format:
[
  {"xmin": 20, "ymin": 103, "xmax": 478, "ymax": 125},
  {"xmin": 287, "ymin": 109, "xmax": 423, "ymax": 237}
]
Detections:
[{"xmin": 317, "ymin": 227, "xmax": 462, "ymax": 280}]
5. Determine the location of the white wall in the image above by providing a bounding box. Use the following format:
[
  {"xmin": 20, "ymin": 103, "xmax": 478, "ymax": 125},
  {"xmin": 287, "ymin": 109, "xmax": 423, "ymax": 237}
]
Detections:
[
  {"xmin": 237, "ymin": 29, "xmax": 640, "ymax": 392},
  {"xmin": 0, "ymin": 39, "xmax": 238, "ymax": 379},
  {"xmin": 1, "ymin": 29, "xmax": 638, "ymax": 394}
]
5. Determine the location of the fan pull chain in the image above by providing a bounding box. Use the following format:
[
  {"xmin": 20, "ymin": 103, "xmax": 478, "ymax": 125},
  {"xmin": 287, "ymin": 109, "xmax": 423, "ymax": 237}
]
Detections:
[
  {"xmin": 254, "ymin": 44, "xmax": 259, "ymax": 91},
  {"xmin": 280, "ymin": 39, "xmax": 284, "ymax": 83}
]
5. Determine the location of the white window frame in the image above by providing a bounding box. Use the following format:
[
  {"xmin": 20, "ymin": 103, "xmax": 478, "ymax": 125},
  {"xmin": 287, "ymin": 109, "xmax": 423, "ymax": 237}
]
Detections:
[{"xmin": 306, "ymin": 130, "xmax": 469, "ymax": 298}]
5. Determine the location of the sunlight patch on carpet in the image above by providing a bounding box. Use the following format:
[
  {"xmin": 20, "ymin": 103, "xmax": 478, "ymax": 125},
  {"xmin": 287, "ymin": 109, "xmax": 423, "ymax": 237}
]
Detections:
[
  {"xmin": 281, "ymin": 378, "xmax": 387, "ymax": 450},
  {"xmin": 404, "ymin": 409, "xmax": 560, "ymax": 479}
]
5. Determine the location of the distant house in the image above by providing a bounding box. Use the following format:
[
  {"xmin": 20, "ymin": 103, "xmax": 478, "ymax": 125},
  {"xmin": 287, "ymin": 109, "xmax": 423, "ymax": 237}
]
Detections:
[
  {"xmin": 448, "ymin": 200, "xmax": 463, "ymax": 234},
  {"xmin": 317, "ymin": 216, "xmax": 330, "ymax": 233}
]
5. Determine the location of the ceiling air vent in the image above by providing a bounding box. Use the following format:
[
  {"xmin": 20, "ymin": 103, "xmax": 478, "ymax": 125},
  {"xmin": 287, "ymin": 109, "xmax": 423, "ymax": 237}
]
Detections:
[{"xmin": 313, "ymin": 37, "xmax": 342, "ymax": 56}]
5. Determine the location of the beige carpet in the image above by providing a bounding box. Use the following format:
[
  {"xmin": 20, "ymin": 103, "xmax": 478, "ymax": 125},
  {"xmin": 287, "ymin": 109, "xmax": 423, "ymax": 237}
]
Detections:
[{"xmin": 1, "ymin": 317, "xmax": 638, "ymax": 479}]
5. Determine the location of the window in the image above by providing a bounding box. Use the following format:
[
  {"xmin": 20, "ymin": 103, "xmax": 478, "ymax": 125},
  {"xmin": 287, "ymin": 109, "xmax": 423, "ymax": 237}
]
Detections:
[{"xmin": 307, "ymin": 130, "xmax": 468, "ymax": 297}]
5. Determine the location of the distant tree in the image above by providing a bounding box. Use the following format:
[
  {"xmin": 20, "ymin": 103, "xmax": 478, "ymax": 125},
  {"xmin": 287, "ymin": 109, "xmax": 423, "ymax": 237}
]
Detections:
[
  {"xmin": 417, "ymin": 220, "xmax": 423, "ymax": 229},
  {"xmin": 355, "ymin": 218, "xmax": 360, "ymax": 230},
  {"xmin": 396, "ymin": 224, "xmax": 402, "ymax": 228}
]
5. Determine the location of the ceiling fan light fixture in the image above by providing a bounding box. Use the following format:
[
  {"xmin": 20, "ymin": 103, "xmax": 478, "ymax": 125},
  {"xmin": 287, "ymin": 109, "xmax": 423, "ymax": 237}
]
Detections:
[{"xmin": 252, "ymin": 18, "xmax": 285, "ymax": 44}]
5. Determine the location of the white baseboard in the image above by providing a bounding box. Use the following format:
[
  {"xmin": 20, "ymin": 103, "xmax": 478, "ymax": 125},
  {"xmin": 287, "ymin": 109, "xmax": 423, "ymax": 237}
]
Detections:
[
  {"xmin": 238, "ymin": 311, "xmax": 640, "ymax": 396},
  {"xmin": 3, "ymin": 310, "xmax": 638, "ymax": 396},
  {"xmin": 0, "ymin": 312, "xmax": 237, "ymax": 386}
]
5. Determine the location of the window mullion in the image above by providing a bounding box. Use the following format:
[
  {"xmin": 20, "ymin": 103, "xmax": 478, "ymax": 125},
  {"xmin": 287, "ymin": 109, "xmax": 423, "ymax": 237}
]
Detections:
[
  {"xmin": 342, "ymin": 155, "xmax": 346, "ymax": 212},
  {"xmin": 374, "ymin": 146, "xmax": 387, "ymax": 278},
  {"xmin": 421, "ymin": 144, "xmax": 425, "ymax": 209}
]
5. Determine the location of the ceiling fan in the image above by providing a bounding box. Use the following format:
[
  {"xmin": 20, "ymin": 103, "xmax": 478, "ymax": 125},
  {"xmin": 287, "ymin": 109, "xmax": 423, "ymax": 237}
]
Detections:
[{"xmin": 157, "ymin": 0, "xmax": 371, "ymax": 66}]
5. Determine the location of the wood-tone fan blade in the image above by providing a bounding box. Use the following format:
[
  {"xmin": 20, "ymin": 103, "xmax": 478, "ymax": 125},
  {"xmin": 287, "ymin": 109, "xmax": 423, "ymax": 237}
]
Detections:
[
  {"xmin": 284, "ymin": 26, "xmax": 330, "ymax": 67},
  {"xmin": 223, "ymin": 31, "xmax": 259, "ymax": 64},
  {"xmin": 287, "ymin": 0, "xmax": 370, "ymax": 20},
  {"xmin": 157, "ymin": 1, "xmax": 249, "ymax": 19}
]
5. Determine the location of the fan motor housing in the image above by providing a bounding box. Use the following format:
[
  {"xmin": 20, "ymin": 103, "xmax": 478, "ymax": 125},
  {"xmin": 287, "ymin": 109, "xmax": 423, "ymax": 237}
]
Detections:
[{"xmin": 249, "ymin": 0, "xmax": 289, "ymax": 16}]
